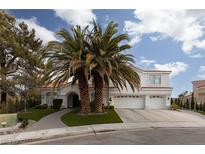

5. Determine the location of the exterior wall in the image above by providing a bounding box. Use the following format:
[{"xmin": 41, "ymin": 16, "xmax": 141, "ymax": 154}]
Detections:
[
  {"xmin": 40, "ymin": 66, "xmax": 172, "ymax": 109},
  {"xmin": 182, "ymin": 94, "xmax": 192, "ymax": 104},
  {"xmin": 193, "ymin": 87, "xmax": 205, "ymax": 103},
  {"xmin": 192, "ymin": 81, "xmax": 205, "ymax": 104},
  {"xmin": 140, "ymin": 72, "xmax": 170, "ymax": 88}
]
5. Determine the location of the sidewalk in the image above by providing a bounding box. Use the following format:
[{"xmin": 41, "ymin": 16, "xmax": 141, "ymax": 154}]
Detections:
[{"xmin": 1, "ymin": 121, "xmax": 205, "ymax": 144}]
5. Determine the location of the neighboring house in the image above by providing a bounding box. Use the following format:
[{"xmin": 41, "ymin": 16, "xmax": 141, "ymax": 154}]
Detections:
[
  {"xmin": 192, "ymin": 80, "xmax": 205, "ymax": 103},
  {"xmin": 181, "ymin": 92, "xmax": 192, "ymax": 104},
  {"xmin": 40, "ymin": 66, "xmax": 172, "ymax": 109}
]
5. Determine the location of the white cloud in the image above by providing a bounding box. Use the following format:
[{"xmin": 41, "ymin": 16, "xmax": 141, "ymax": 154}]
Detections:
[
  {"xmin": 16, "ymin": 17, "xmax": 57, "ymax": 45},
  {"xmin": 189, "ymin": 53, "xmax": 203, "ymax": 58},
  {"xmin": 54, "ymin": 10, "xmax": 96, "ymax": 28},
  {"xmin": 198, "ymin": 65, "xmax": 205, "ymax": 78},
  {"xmin": 136, "ymin": 56, "xmax": 156, "ymax": 67},
  {"xmin": 124, "ymin": 10, "xmax": 205, "ymax": 56},
  {"xmin": 105, "ymin": 15, "xmax": 109, "ymax": 21},
  {"xmin": 154, "ymin": 62, "xmax": 189, "ymax": 78}
]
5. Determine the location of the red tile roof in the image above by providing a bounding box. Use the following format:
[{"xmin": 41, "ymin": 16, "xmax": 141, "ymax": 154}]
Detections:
[{"xmin": 192, "ymin": 80, "xmax": 205, "ymax": 88}]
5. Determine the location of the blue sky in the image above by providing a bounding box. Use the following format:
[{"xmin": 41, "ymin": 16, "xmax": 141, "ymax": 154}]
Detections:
[{"xmin": 9, "ymin": 9, "xmax": 205, "ymax": 97}]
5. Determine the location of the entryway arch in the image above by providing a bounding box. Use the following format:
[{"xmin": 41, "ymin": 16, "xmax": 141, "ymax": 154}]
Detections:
[{"xmin": 67, "ymin": 92, "xmax": 80, "ymax": 108}]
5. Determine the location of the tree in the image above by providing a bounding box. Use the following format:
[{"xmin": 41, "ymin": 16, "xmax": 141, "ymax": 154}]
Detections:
[
  {"xmin": 203, "ymin": 103, "xmax": 205, "ymax": 112},
  {"xmin": 43, "ymin": 26, "xmax": 91, "ymax": 114},
  {"xmin": 196, "ymin": 102, "xmax": 199, "ymax": 111},
  {"xmin": 0, "ymin": 11, "xmax": 44, "ymax": 107},
  {"xmin": 0, "ymin": 11, "xmax": 34, "ymax": 104},
  {"xmin": 178, "ymin": 91, "xmax": 188, "ymax": 103},
  {"xmin": 199, "ymin": 102, "xmax": 203, "ymax": 111},
  {"xmin": 87, "ymin": 21, "xmax": 140, "ymax": 112},
  {"xmin": 171, "ymin": 98, "xmax": 174, "ymax": 105},
  {"xmin": 13, "ymin": 22, "xmax": 44, "ymax": 108},
  {"xmin": 186, "ymin": 99, "xmax": 189, "ymax": 109},
  {"xmin": 191, "ymin": 92, "xmax": 195, "ymax": 110}
]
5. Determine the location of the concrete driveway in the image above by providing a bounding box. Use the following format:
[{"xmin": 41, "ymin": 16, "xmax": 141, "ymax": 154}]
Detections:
[{"xmin": 115, "ymin": 109, "xmax": 205, "ymax": 124}]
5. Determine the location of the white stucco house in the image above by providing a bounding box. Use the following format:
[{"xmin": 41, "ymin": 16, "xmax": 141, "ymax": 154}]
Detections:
[{"xmin": 40, "ymin": 66, "xmax": 172, "ymax": 109}]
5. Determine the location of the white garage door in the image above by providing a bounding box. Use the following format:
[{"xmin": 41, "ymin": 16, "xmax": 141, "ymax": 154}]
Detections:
[
  {"xmin": 114, "ymin": 95, "xmax": 145, "ymax": 109},
  {"xmin": 149, "ymin": 96, "xmax": 165, "ymax": 109}
]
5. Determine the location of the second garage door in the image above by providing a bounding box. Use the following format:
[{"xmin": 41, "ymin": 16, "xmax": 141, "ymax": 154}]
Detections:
[
  {"xmin": 114, "ymin": 95, "xmax": 145, "ymax": 109},
  {"xmin": 149, "ymin": 96, "xmax": 165, "ymax": 109}
]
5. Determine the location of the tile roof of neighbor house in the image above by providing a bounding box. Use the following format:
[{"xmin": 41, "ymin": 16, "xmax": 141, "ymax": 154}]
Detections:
[{"xmin": 192, "ymin": 80, "xmax": 205, "ymax": 88}]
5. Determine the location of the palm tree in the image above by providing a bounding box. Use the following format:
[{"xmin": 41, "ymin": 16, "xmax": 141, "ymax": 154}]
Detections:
[
  {"xmin": 43, "ymin": 26, "xmax": 91, "ymax": 114},
  {"xmin": 87, "ymin": 21, "xmax": 140, "ymax": 112}
]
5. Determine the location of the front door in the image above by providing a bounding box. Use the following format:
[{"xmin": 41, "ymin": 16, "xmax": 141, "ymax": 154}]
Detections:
[
  {"xmin": 73, "ymin": 95, "xmax": 79, "ymax": 107},
  {"xmin": 67, "ymin": 94, "xmax": 79, "ymax": 108}
]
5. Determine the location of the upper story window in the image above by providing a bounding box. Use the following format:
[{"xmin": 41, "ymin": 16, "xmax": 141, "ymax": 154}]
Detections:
[{"xmin": 149, "ymin": 74, "xmax": 161, "ymax": 85}]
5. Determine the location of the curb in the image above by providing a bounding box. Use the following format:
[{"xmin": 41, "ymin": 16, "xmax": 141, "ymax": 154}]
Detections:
[{"xmin": 1, "ymin": 122, "xmax": 205, "ymax": 144}]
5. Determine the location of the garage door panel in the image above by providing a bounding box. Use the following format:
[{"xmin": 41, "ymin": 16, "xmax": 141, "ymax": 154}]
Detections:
[
  {"xmin": 114, "ymin": 96, "xmax": 144, "ymax": 109},
  {"xmin": 149, "ymin": 97, "xmax": 165, "ymax": 109}
]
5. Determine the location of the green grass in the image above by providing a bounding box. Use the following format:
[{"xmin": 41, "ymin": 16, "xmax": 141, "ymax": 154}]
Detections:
[
  {"xmin": 196, "ymin": 110, "xmax": 205, "ymax": 115},
  {"xmin": 17, "ymin": 108, "xmax": 59, "ymax": 121},
  {"xmin": 61, "ymin": 109, "xmax": 123, "ymax": 126},
  {"xmin": 0, "ymin": 113, "xmax": 17, "ymax": 128}
]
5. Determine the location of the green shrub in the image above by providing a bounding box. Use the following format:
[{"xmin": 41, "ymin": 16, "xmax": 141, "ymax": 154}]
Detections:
[
  {"xmin": 41, "ymin": 104, "xmax": 48, "ymax": 109},
  {"xmin": 196, "ymin": 103, "xmax": 199, "ymax": 111},
  {"xmin": 26, "ymin": 99, "xmax": 41, "ymax": 108},
  {"xmin": 170, "ymin": 98, "xmax": 173, "ymax": 105},
  {"xmin": 18, "ymin": 117, "xmax": 24, "ymax": 122},
  {"xmin": 19, "ymin": 118, "xmax": 28, "ymax": 128},
  {"xmin": 53, "ymin": 99, "xmax": 62, "ymax": 109},
  {"xmin": 203, "ymin": 103, "xmax": 205, "ymax": 112},
  {"xmin": 186, "ymin": 99, "xmax": 190, "ymax": 109},
  {"xmin": 90, "ymin": 101, "xmax": 95, "ymax": 112},
  {"xmin": 191, "ymin": 93, "xmax": 195, "ymax": 110},
  {"xmin": 199, "ymin": 102, "xmax": 203, "ymax": 111},
  {"xmin": 171, "ymin": 102, "xmax": 178, "ymax": 110},
  {"xmin": 110, "ymin": 105, "xmax": 114, "ymax": 109},
  {"xmin": 0, "ymin": 100, "xmax": 19, "ymax": 114},
  {"xmin": 104, "ymin": 105, "xmax": 114, "ymax": 109},
  {"xmin": 35, "ymin": 104, "xmax": 48, "ymax": 109}
]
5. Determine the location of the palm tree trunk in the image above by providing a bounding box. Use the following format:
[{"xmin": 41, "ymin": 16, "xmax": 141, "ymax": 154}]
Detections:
[
  {"xmin": 93, "ymin": 73, "xmax": 104, "ymax": 113},
  {"xmin": 77, "ymin": 71, "xmax": 90, "ymax": 114}
]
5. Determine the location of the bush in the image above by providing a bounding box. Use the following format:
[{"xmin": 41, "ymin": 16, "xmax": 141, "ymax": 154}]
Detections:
[
  {"xmin": 90, "ymin": 101, "xmax": 95, "ymax": 112},
  {"xmin": 19, "ymin": 118, "xmax": 28, "ymax": 128},
  {"xmin": 35, "ymin": 104, "xmax": 48, "ymax": 109},
  {"xmin": 199, "ymin": 102, "xmax": 203, "ymax": 111},
  {"xmin": 53, "ymin": 99, "xmax": 62, "ymax": 109},
  {"xmin": 196, "ymin": 103, "xmax": 199, "ymax": 111},
  {"xmin": 104, "ymin": 105, "xmax": 114, "ymax": 109},
  {"xmin": 186, "ymin": 99, "xmax": 190, "ymax": 109},
  {"xmin": 26, "ymin": 98, "xmax": 41, "ymax": 108},
  {"xmin": 203, "ymin": 103, "xmax": 205, "ymax": 112},
  {"xmin": 18, "ymin": 117, "xmax": 24, "ymax": 122},
  {"xmin": 171, "ymin": 102, "xmax": 178, "ymax": 110},
  {"xmin": 0, "ymin": 100, "xmax": 22, "ymax": 114}
]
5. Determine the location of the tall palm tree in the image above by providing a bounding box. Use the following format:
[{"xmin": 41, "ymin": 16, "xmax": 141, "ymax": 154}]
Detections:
[
  {"xmin": 87, "ymin": 21, "xmax": 140, "ymax": 112},
  {"xmin": 43, "ymin": 26, "xmax": 91, "ymax": 114}
]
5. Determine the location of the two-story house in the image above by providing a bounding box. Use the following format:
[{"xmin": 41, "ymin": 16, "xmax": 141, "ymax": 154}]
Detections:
[{"xmin": 40, "ymin": 66, "xmax": 172, "ymax": 109}]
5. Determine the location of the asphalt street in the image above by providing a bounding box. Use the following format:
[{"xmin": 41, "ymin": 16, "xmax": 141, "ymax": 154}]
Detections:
[{"xmin": 26, "ymin": 127, "xmax": 205, "ymax": 145}]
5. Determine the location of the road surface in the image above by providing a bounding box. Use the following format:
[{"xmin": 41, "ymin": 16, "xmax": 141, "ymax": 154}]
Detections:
[{"xmin": 26, "ymin": 127, "xmax": 205, "ymax": 145}]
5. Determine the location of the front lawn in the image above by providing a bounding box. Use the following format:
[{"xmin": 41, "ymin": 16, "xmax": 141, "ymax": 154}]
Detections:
[
  {"xmin": 0, "ymin": 113, "xmax": 17, "ymax": 128},
  {"xmin": 61, "ymin": 109, "xmax": 123, "ymax": 126},
  {"xmin": 17, "ymin": 108, "xmax": 59, "ymax": 121}
]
